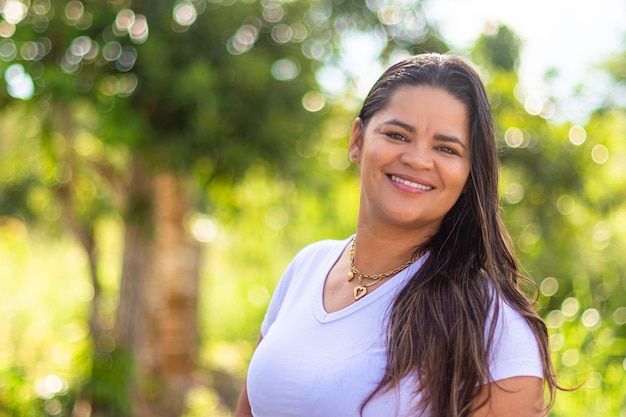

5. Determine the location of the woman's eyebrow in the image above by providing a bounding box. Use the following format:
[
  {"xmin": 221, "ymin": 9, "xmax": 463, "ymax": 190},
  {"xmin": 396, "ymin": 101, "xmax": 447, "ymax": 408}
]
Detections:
[
  {"xmin": 381, "ymin": 119, "xmax": 415, "ymax": 133},
  {"xmin": 434, "ymin": 133, "xmax": 467, "ymax": 150}
]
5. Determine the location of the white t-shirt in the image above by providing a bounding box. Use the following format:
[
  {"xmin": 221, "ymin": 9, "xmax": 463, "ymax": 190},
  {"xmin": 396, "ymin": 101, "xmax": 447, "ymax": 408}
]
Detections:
[{"xmin": 247, "ymin": 237, "xmax": 543, "ymax": 417}]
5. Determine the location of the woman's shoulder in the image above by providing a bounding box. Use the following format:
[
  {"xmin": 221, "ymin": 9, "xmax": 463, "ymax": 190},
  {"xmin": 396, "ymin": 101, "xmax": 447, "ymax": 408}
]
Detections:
[
  {"xmin": 487, "ymin": 288, "xmax": 544, "ymax": 381},
  {"xmin": 486, "ymin": 283, "xmax": 537, "ymax": 328}
]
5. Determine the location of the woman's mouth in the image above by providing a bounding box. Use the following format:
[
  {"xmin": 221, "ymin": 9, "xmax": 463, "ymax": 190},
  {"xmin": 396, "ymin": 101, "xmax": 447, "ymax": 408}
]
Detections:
[{"xmin": 390, "ymin": 175, "xmax": 433, "ymax": 191}]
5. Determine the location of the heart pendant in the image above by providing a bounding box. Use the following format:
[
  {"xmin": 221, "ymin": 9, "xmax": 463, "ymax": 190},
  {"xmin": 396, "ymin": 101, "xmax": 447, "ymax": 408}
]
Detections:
[
  {"xmin": 353, "ymin": 285, "xmax": 367, "ymax": 300},
  {"xmin": 347, "ymin": 271, "xmax": 354, "ymax": 282}
]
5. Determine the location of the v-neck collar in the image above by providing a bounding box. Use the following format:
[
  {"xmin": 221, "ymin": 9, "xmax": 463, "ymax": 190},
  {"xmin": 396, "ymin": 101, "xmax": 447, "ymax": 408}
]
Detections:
[{"xmin": 314, "ymin": 236, "xmax": 427, "ymax": 323}]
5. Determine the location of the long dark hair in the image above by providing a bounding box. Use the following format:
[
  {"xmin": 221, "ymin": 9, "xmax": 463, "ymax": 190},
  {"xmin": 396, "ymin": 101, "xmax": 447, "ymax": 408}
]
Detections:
[{"xmin": 358, "ymin": 53, "xmax": 559, "ymax": 416}]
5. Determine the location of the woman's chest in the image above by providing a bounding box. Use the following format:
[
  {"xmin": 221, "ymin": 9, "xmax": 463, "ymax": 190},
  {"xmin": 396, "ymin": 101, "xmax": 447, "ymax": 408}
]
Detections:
[{"xmin": 247, "ymin": 300, "xmax": 420, "ymax": 417}]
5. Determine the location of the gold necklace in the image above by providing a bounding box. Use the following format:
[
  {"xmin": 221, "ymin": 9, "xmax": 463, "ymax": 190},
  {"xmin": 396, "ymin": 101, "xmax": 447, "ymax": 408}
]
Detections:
[{"xmin": 347, "ymin": 238, "xmax": 425, "ymax": 300}]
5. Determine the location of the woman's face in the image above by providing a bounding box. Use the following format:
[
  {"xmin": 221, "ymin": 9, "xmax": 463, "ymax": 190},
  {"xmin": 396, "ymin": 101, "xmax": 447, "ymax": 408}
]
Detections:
[{"xmin": 350, "ymin": 85, "xmax": 471, "ymax": 235}]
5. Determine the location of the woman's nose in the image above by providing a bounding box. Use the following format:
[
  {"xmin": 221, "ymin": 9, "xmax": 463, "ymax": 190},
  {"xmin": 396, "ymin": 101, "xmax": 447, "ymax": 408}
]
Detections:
[{"xmin": 399, "ymin": 144, "xmax": 434, "ymax": 170}]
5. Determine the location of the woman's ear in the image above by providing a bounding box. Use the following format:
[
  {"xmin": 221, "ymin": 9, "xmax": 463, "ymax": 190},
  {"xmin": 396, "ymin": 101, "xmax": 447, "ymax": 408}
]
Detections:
[{"xmin": 349, "ymin": 118, "xmax": 363, "ymax": 164}]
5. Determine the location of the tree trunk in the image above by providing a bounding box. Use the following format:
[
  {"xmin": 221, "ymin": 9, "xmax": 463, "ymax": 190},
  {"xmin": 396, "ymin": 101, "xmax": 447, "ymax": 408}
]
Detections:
[
  {"xmin": 115, "ymin": 157, "xmax": 200, "ymax": 417},
  {"xmin": 115, "ymin": 156, "xmax": 153, "ymax": 362}
]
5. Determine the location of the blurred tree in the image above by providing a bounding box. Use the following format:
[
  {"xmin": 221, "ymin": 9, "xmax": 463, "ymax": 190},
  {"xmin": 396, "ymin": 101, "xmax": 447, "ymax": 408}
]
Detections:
[
  {"xmin": 472, "ymin": 24, "xmax": 520, "ymax": 72},
  {"xmin": 473, "ymin": 24, "xmax": 626, "ymax": 416},
  {"xmin": 0, "ymin": 0, "xmax": 446, "ymax": 416}
]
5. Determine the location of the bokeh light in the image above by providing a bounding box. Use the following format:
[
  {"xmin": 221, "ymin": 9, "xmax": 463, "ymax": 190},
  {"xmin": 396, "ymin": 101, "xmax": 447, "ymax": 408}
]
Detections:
[
  {"xmin": 271, "ymin": 58, "xmax": 300, "ymax": 81},
  {"xmin": 581, "ymin": 308, "xmax": 600, "ymax": 328},
  {"xmin": 556, "ymin": 194, "xmax": 575, "ymax": 215},
  {"xmin": 549, "ymin": 333, "xmax": 564, "ymax": 351},
  {"xmin": 117, "ymin": 74, "xmax": 138, "ymax": 96},
  {"xmin": 561, "ymin": 297, "xmax": 579, "ymax": 317},
  {"xmin": 64, "ymin": 1, "xmax": 84, "ymax": 22},
  {"xmin": 173, "ymin": 1, "xmax": 198, "ymax": 27},
  {"xmin": 291, "ymin": 22, "xmax": 308, "ymax": 42},
  {"xmin": 34, "ymin": 374, "xmax": 65, "ymax": 399},
  {"xmin": 568, "ymin": 125, "xmax": 586, "ymax": 145},
  {"xmin": 103, "ymin": 42, "xmax": 122, "ymax": 62},
  {"xmin": 0, "ymin": 38, "xmax": 17, "ymax": 61},
  {"xmin": 188, "ymin": 213, "xmax": 219, "ymax": 243},
  {"xmin": 378, "ymin": 5, "xmax": 402, "ymax": 25},
  {"xmin": 247, "ymin": 285, "xmax": 270, "ymax": 307},
  {"xmin": 517, "ymin": 225, "xmax": 539, "ymax": 253},
  {"xmin": 540, "ymin": 277, "xmax": 559, "ymax": 296},
  {"xmin": 302, "ymin": 39, "xmax": 329, "ymax": 60},
  {"xmin": 592, "ymin": 221, "xmax": 611, "ymax": 249},
  {"xmin": 503, "ymin": 182, "xmax": 524, "ymax": 204},
  {"xmin": 561, "ymin": 349, "xmax": 579, "ymax": 367},
  {"xmin": 524, "ymin": 95, "xmax": 543, "ymax": 115},
  {"xmin": 73, "ymin": 131, "xmax": 102, "ymax": 160},
  {"xmin": 296, "ymin": 139, "xmax": 318, "ymax": 158},
  {"xmin": 301, "ymin": 91, "xmax": 325, "ymax": 112},
  {"xmin": 32, "ymin": 0, "xmax": 51, "ymax": 15},
  {"xmin": 4, "ymin": 64, "xmax": 34, "ymax": 100},
  {"xmin": 262, "ymin": 2, "xmax": 285, "ymax": 23},
  {"xmin": 113, "ymin": 9, "xmax": 149, "ymax": 43},
  {"xmin": 504, "ymin": 127, "xmax": 524, "ymax": 148},
  {"xmin": 1, "ymin": 0, "xmax": 28, "ymax": 24},
  {"xmin": 116, "ymin": 46, "xmax": 137, "ymax": 72},
  {"xmin": 98, "ymin": 74, "xmax": 138, "ymax": 97},
  {"xmin": 32, "ymin": 15, "xmax": 50, "ymax": 33},
  {"xmin": 227, "ymin": 24, "xmax": 259, "ymax": 55},
  {"xmin": 591, "ymin": 144, "xmax": 609, "ymax": 164},
  {"xmin": 328, "ymin": 148, "xmax": 350, "ymax": 170},
  {"xmin": 21, "ymin": 41, "xmax": 46, "ymax": 61},
  {"xmin": 129, "ymin": 14, "xmax": 149, "ymax": 43},
  {"xmin": 44, "ymin": 399, "xmax": 62, "ymax": 415},
  {"xmin": 115, "ymin": 9, "xmax": 135, "ymax": 34},
  {"xmin": 271, "ymin": 24, "xmax": 293, "ymax": 43},
  {"xmin": 0, "ymin": 20, "xmax": 16, "ymax": 37},
  {"xmin": 585, "ymin": 372, "xmax": 602, "ymax": 389},
  {"xmin": 614, "ymin": 307, "xmax": 626, "ymax": 325},
  {"xmin": 70, "ymin": 36, "xmax": 93, "ymax": 58}
]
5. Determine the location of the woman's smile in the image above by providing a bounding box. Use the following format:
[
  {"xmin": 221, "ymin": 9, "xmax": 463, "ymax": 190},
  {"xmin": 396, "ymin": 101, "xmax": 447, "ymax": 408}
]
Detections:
[{"xmin": 388, "ymin": 174, "xmax": 434, "ymax": 192}]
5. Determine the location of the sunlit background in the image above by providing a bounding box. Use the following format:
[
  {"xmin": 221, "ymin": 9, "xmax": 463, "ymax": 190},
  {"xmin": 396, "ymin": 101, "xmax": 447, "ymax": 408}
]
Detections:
[
  {"xmin": 429, "ymin": 0, "xmax": 626, "ymax": 118},
  {"xmin": 0, "ymin": 0, "xmax": 625, "ymax": 416}
]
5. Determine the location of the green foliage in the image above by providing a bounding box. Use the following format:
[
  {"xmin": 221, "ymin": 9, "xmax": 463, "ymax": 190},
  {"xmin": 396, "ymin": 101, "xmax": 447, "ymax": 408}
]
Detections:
[
  {"xmin": 472, "ymin": 25, "xmax": 521, "ymax": 72},
  {"xmin": 1, "ymin": 0, "xmax": 447, "ymax": 179},
  {"xmin": 1, "ymin": 1, "xmax": 441, "ymax": 415},
  {"xmin": 473, "ymin": 25, "xmax": 626, "ymax": 416},
  {"xmin": 0, "ymin": 219, "xmax": 92, "ymax": 416},
  {"xmin": 83, "ymin": 348, "xmax": 133, "ymax": 415},
  {"xmin": 2, "ymin": 2, "xmax": 625, "ymax": 417}
]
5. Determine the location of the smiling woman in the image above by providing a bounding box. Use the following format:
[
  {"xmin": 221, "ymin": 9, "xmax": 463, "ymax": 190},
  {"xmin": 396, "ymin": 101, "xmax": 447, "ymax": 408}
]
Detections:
[{"xmin": 235, "ymin": 53, "xmax": 564, "ymax": 417}]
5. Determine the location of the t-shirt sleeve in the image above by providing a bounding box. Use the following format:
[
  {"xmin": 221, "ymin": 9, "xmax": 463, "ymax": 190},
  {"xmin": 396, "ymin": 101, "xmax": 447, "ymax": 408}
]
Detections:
[
  {"xmin": 259, "ymin": 246, "xmax": 310, "ymax": 337},
  {"xmin": 260, "ymin": 262, "xmax": 295, "ymax": 336},
  {"xmin": 488, "ymin": 297, "xmax": 544, "ymax": 382}
]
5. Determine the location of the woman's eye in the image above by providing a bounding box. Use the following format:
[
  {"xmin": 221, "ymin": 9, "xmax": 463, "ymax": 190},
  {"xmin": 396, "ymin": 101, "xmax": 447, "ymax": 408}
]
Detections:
[
  {"xmin": 437, "ymin": 146, "xmax": 459, "ymax": 155},
  {"xmin": 387, "ymin": 133, "xmax": 408, "ymax": 142}
]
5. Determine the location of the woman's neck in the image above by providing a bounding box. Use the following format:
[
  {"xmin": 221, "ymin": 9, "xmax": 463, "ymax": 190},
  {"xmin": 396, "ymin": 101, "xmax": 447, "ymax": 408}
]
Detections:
[{"xmin": 352, "ymin": 221, "xmax": 432, "ymax": 276}]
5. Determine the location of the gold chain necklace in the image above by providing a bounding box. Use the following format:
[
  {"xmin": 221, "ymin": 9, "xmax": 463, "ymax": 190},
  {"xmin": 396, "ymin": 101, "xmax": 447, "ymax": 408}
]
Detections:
[{"xmin": 347, "ymin": 238, "xmax": 425, "ymax": 300}]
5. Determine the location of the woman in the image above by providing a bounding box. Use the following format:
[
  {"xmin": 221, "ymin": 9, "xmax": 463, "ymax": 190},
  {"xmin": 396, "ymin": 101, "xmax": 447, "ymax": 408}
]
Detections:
[{"xmin": 235, "ymin": 53, "xmax": 560, "ymax": 417}]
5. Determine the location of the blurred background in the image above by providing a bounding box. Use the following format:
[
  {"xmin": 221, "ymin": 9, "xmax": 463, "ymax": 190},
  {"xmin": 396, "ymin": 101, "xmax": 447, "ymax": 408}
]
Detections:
[{"xmin": 0, "ymin": 0, "xmax": 624, "ymax": 416}]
